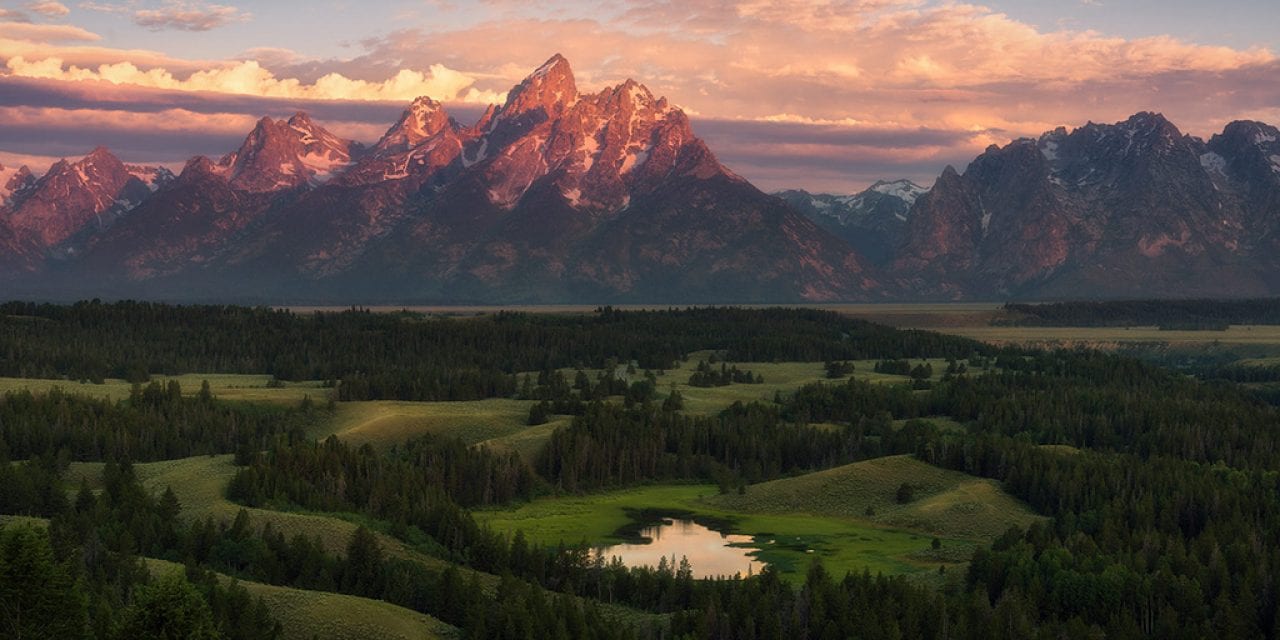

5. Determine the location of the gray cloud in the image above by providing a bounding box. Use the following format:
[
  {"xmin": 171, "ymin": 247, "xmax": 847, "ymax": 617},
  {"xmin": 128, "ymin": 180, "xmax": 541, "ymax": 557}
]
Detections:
[{"xmin": 131, "ymin": 2, "xmax": 249, "ymax": 32}]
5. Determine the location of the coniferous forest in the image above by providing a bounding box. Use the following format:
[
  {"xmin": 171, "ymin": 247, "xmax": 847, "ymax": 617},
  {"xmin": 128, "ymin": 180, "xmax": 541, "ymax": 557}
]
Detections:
[{"xmin": 2, "ymin": 303, "xmax": 1280, "ymax": 639}]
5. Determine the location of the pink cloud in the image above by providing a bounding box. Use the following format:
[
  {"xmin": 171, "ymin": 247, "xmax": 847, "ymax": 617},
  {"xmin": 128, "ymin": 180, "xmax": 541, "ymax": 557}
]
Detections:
[
  {"xmin": 26, "ymin": 2, "xmax": 70, "ymax": 18},
  {"xmin": 132, "ymin": 2, "xmax": 249, "ymax": 32}
]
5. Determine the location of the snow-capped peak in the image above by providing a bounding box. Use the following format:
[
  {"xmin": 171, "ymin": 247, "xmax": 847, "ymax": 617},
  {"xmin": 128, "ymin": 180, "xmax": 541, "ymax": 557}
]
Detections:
[
  {"xmin": 218, "ymin": 114, "xmax": 360, "ymax": 191},
  {"xmin": 869, "ymin": 179, "xmax": 928, "ymax": 204},
  {"xmin": 373, "ymin": 96, "xmax": 455, "ymax": 155},
  {"xmin": 124, "ymin": 164, "xmax": 176, "ymax": 192}
]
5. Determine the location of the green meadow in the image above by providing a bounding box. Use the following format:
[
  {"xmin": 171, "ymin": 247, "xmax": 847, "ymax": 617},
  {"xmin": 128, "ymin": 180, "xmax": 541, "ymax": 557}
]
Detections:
[{"xmin": 476, "ymin": 455, "xmax": 1039, "ymax": 581}]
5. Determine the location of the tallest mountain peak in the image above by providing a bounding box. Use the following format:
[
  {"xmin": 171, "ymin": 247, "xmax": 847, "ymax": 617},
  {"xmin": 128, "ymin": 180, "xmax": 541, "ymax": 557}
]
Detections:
[
  {"xmin": 532, "ymin": 53, "xmax": 571, "ymax": 78},
  {"xmin": 498, "ymin": 54, "xmax": 578, "ymax": 122}
]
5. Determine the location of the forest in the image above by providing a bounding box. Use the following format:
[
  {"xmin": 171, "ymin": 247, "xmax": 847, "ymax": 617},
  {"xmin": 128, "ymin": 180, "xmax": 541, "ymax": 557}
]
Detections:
[
  {"xmin": 1002, "ymin": 298, "xmax": 1280, "ymax": 327},
  {"xmin": 2, "ymin": 302, "xmax": 1279, "ymax": 639}
]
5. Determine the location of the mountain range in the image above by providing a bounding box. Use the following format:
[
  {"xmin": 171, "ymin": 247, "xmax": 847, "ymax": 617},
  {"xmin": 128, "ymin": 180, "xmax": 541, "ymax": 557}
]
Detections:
[{"xmin": 2, "ymin": 55, "xmax": 1279, "ymax": 302}]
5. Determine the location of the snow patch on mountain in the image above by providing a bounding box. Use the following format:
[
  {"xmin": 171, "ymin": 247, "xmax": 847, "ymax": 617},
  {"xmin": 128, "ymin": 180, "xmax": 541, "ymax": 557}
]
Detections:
[
  {"xmin": 1200, "ymin": 152, "xmax": 1228, "ymax": 176},
  {"xmin": 1040, "ymin": 139, "xmax": 1059, "ymax": 162},
  {"xmin": 870, "ymin": 180, "xmax": 928, "ymax": 205}
]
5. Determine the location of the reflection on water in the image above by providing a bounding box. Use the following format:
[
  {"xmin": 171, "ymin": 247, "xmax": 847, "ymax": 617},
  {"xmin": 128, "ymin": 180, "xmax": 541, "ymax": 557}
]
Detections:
[{"xmin": 597, "ymin": 519, "xmax": 762, "ymax": 578}]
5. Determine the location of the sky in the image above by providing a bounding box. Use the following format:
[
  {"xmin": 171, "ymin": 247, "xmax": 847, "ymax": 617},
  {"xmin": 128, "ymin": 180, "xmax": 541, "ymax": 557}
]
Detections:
[{"xmin": 0, "ymin": 0, "xmax": 1277, "ymax": 193}]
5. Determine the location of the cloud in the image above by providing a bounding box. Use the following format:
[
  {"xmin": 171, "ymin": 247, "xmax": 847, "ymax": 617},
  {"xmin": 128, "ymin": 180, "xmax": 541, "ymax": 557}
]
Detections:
[
  {"xmin": 3, "ymin": 56, "xmax": 505, "ymax": 104},
  {"xmin": 0, "ymin": 8, "xmax": 32, "ymax": 22},
  {"xmin": 26, "ymin": 1, "xmax": 70, "ymax": 17},
  {"xmin": 0, "ymin": 22, "xmax": 99, "ymax": 41},
  {"xmin": 131, "ymin": 2, "xmax": 249, "ymax": 31},
  {"xmin": 76, "ymin": 1, "xmax": 128, "ymax": 14}
]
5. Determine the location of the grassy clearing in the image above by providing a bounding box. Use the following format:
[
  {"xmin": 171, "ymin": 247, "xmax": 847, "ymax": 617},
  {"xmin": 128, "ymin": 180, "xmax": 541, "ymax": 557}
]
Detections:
[
  {"xmin": 707, "ymin": 455, "xmax": 1043, "ymax": 541},
  {"xmin": 143, "ymin": 558, "xmax": 457, "ymax": 640},
  {"xmin": 1038, "ymin": 444, "xmax": 1082, "ymax": 455},
  {"xmin": 0, "ymin": 514, "xmax": 49, "ymax": 528},
  {"xmin": 0, "ymin": 374, "xmax": 325, "ymax": 405},
  {"xmin": 478, "ymin": 417, "xmax": 573, "ymax": 462},
  {"xmin": 319, "ymin": 399, "xmax": 544, "ymax": 448},
  {"xmin": 557, "ymin": 353, "xmax": 945, "ymax": 418},
  {"xmin": 474, "ymin": 462, "xmax": 1014, "ymax": 582}
]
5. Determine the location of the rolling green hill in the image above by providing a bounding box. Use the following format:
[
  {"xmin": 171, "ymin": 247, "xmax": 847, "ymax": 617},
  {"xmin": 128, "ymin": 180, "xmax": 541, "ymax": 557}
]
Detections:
[{"xmin": 706, "ymin": 454, "xmax": 1044, "ymax": 540}]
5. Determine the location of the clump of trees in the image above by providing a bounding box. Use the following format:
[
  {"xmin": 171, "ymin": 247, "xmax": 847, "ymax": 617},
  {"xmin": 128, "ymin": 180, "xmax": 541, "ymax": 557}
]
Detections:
[{"xmin": 687, "ymin": 361, "xmax": 763, "ymax": 387}]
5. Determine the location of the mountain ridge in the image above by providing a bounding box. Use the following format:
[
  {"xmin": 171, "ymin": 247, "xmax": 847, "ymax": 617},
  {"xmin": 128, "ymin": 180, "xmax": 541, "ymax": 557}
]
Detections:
[
  {"xmin": 3, "ymin": 54, "xmax": 876, "ymax": 303},
  {"xmin": 5, "ymin": 65, "xmax": 1280, "ymax": 302}
]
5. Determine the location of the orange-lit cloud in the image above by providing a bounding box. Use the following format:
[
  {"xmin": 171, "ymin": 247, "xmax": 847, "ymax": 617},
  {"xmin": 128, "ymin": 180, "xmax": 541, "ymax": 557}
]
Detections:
[
  {"xmin": 3, "ymin": 56, "xmax": 507, "ymax": 104},
  {"xmin": 26, "ymin": 2, "xmax": 70, "ymax": 18}
]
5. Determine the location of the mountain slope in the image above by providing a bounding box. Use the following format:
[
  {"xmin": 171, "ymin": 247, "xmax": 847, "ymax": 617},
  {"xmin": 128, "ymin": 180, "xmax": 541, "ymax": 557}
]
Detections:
[
  {"xmin": 777, "ymin": 179, "xmax": 927, "ymax": 265},
  {"xmin": 3, "ymin": 147, "xmax": 151, "ymax": 250},
  {"xmin": 895, "ymin": 113, "xmax": 1280, "ymax": 299},
  {"xmin": 208, "ymin": 54, "xmax": 880, "ymax": 302}
]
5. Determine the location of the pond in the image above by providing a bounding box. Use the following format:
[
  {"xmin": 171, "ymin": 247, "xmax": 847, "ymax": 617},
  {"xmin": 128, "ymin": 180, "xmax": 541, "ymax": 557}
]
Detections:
[{"xmin": 596, "ymin": 519, "xmax": 763, "ymax": 579}]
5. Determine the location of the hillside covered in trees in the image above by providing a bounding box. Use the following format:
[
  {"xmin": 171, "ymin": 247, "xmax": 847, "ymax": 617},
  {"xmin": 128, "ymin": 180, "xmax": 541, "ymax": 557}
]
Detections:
[{"xmin": 2, "ymin": 303, "xmax": 1279, "ymax": 639}]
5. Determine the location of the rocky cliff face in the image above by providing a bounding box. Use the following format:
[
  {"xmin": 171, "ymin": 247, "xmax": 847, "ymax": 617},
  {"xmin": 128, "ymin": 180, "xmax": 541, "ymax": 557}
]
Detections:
[
  {"xmin": 895, "ymin": 113, "xmax": 1280, "ymax": 299},
  {"xmin": 2, "ymin": 147, "xmax": 151, "ymax": 250}
]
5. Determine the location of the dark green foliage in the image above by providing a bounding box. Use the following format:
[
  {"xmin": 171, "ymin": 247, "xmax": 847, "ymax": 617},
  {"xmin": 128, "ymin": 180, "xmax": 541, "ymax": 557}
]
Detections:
[
  {"xmin": 116, "ymin": 571, "xmax": 221, "ymax": 640},
  {"xmin": 537, "ymin": 401, "xmax": 907, "ymax": 492},
  {"xmin": 1002, "ymin": 298, "xmax": 1280, "ymax": 327},
  {"xmin": 895, "ymin": 482, "xmax": 915, "ymax": 504},
  {"xmin": 0, "ymin": 302, "xmax": 986, "ymax": 401},
  {"xmin": 824, "ymin": 360, "xmax": 855, "ymax": 378},
  {"xmin": 528, "ymin": 402, "xmax": 550, "ymax": 426},
  {"xmin": 0, "ymin": 383, "xmax": 314, "ymax": 463},
  {"xmin": 687, "ymin": 360, "xmax": 762, "ymax": 387},
  {"xmin": 0, "ymin": 523, "xmax": 89, "ymax": 640}
]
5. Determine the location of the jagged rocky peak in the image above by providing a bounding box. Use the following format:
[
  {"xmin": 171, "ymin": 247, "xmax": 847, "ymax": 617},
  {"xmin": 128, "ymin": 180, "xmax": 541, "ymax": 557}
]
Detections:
[
  {"xmin": 454, "ymin": 53, "xmax": 720, "ymax": 210},
  {"xmin": 5, "ymin": 146, "xmax": 151, "ymax": 247},
  {"xmin": 496, "ymin": 53, "xmax": 579, "ymax": 122},
  {"xmin": 0, "ymin": 162, "xmax": 37, "ymax": 205},
  {"xmin": 373, "ymin": 96, "xmax": 457, "ymax": 155},
  {"xmin": 217, "ymin": 113, "xmax": 360, "ymax": 191},
  {"xmin": 1213, "ymin": 120, "xmax": 1280, "ymax": 150}
]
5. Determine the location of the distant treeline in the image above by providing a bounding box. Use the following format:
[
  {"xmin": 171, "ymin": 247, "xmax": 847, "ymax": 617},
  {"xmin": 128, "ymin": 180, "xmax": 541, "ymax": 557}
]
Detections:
[
  {"xmin": 1001, "ymin": 298, "xmax": 1280, "ymax": 327},
  {"xmin": 0, "ymin": 301, "xmax": 986, "ymax": 401}
]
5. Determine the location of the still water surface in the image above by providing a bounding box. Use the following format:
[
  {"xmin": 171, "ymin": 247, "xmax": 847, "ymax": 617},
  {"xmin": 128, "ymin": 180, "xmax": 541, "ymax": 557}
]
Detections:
[{"xmin": 597, "ymin": 519, "xmax": 762, "ymax": 578}]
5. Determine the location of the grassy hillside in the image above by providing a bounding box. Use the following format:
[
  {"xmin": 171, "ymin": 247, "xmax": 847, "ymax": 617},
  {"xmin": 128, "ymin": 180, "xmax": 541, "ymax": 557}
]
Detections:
[
  {"xmin": 143, "ymin": 559, "xmax": 457, "ymax": 640},
  {"xmin": 707, "ymin": 455, "xmax": 1043, "ymax": 540},
  {"xmin": 317, "ymin": 399, "xmax": 543, "ymax": 447},
  {"xmin": 67, "ymin": 456, "xmax": 452, "ymax": 566},
  {"xmin": 70, "ymin": 456, "xmax": 663, "ymax": 630},
  {"xmin": 476, "ymin": 465, "xmax": 1003, "ymax": 581},
  {"xmin": 0, "ymin": 373, "xmax": 324, "ymax": 404}
]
